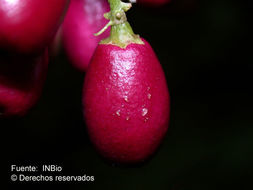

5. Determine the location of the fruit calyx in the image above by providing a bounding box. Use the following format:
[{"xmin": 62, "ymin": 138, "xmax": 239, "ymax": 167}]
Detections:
[{"xmin": 95, "ymin": 0, "xmax": 144, "ymax": 48}]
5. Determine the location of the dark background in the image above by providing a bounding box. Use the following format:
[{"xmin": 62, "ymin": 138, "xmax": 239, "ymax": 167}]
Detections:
[{"xmin": 4, "ymin": 0, "xmax": 253, "ymax": 189}]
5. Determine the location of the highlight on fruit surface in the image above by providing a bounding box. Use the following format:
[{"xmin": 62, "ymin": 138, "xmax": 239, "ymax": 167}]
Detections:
[
  {"xmin": 62, "ymin": 0, "xmax": 110, "ymax": 72},
  {"xmin": 0, "ymin": 49, "xmax": 48, "ymax": 117},
  {"xmin": 83, "ymin": 0, "xmax": 170, "ymax": 164},
  {"xmin": 0, "ymin": 0, "xmax": 69, "ymax": 55}
]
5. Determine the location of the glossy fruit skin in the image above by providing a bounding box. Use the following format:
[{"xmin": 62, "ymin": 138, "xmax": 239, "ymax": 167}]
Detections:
[
  {"xmin": 0, "ymin": 0, "xmax": 69, "ymax": 55},
  {"xmin": 0, "ymin": 49, "xmax": 48, "ymax": 117},
  {"xmin": 138, "ymin": 0, "xmax": 171, "ymax": 6},
  {"xmin": 83, "ymin": 39, "xmax": 170, "ymax": 163},
  {"xmin": 62, "ymin": 0, "xmax": 110, "ymax": 72}
]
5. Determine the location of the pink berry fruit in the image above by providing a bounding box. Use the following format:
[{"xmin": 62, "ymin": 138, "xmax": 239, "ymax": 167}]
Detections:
[{"xmin": 83, "ymin": 0, "xmax": 170, "ymax": 163}]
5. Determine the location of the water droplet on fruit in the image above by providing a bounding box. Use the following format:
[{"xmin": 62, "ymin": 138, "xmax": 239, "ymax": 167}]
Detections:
[
  {"xmin": 116, "ymin": 110, "xmax": 121, "ymax": 116},
  {"xmin": 144, "ymin": 117, "xmax": 149, "ymax": 122},
  {"xmin": 124, "ymin": 96, "xmax": 129, "ymax": 102},
  {"xmin": 147, "ymin": 93, "xmax": 151, "ymax": 99},
  {"xmin": 126, "ymin": 116, "xmax": 130, "ymax": 121},
  {"xmin": 142, "ymin": 108, "xmax": 148, "ymax": 116}
]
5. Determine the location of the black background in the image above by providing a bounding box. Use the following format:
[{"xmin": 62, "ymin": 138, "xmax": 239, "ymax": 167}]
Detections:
[{"xmin": 4, "ymin": 0, "xmax": 253, "ymax": 189}]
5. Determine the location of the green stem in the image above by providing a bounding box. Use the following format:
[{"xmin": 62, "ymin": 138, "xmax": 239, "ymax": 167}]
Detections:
[{"xmin": 95, "ymin": 0, "xmax": 144, "ymax": 48}]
